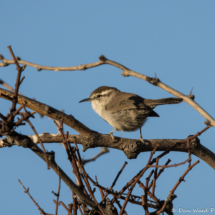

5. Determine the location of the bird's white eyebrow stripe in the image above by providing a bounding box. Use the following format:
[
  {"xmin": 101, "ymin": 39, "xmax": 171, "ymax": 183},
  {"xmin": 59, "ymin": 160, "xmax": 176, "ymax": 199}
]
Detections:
[{"xmin": 92, "ymin": 90, "xmax": 113, "ymax": 97}]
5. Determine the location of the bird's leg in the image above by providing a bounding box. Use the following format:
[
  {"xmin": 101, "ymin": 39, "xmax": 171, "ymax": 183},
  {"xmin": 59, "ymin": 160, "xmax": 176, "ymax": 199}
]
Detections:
[
  {"xmin": 109, "ymin": 128, "xmax": 116, "ymax": 140},
  {"xmin": 139, "ymin": 127, "xmax": 144, "ymax": 143}
]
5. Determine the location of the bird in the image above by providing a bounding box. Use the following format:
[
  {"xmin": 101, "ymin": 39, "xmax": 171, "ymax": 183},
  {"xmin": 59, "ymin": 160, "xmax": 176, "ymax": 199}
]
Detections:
[{"xmin": 79, "ymin": 86, "xmax": 182, "ymax": 141}]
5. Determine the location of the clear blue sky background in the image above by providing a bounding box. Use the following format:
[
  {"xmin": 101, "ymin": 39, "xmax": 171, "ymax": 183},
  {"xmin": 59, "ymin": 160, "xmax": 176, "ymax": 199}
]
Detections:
[{"xmin": 0, "ymin": 1, "xmax": 215, "ymax": 214}]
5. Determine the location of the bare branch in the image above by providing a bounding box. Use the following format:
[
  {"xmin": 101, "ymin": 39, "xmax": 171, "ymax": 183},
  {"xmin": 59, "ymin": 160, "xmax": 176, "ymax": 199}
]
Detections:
[
  {"xmin": 1, "ymin": 130, "xmax": 215, "ymax": 169},
  {"xmin": 1, "ymin": 54, "xmax": 214, "ymax": 127},
  {"xmin": 0, "ymin": 55, "xmax": 105, "ymax": 71},
  {"xmin": 0, "ymin": 88, "xmax": 94, "ymax": 136}
]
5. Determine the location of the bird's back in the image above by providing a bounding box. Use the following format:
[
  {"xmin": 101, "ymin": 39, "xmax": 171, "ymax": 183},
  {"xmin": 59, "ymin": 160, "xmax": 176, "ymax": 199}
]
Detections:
[
  {"xmin": 105, "ymin": 92, "xmax": 159, "ymax": 131},
  {"xmin": 107, "ymin": 92, "xmax": 152, "ymax": 114}
]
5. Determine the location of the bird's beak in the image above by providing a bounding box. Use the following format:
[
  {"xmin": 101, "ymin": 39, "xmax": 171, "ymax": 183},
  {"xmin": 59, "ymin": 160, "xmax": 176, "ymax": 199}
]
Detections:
[{"xmin": 79, "ymin": 98, "xmax": 92, "ymax": 103}]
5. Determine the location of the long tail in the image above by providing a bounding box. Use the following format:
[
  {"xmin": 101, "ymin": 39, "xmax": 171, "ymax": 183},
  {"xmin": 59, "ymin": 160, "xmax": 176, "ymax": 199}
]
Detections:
[{"xmin": 144, "ymin": 97, "xmax": 183, "ymax": 109}]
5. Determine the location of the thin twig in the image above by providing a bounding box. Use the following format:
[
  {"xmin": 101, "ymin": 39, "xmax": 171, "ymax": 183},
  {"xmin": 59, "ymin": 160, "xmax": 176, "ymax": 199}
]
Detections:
[
  {"xmin": 54, "ymin": 166, "xmax": 61, "ymax": 215},
  {"xmin": 171, "ymin": 160, "xmax": 200, "ymax": 194},
  {"xmin": 87, "ymin": 175, "xmax": 144, "ymax": 206},
  {"xmin": 59, "ymin": 202, "xmax": 73, "ymax": 215},
  {"xmin": 151, "ymin": 158, "xmax": 158, "ymax": 196},
  {"xmin": 115, "ymin": 200, "xmax": 128, "ymax": 215},
  {"xmin": 148, "ymin": 159, "xmax": 171, "ymax": 190},
  {"xmin": 7, "ymin": 46, "xmax": 26, "ymax": 120},
  {"xmin": 54, "ymin": 120, "xmax": 83, "ymax": 187},
  {"xmin": 138, "ymin": 180, "xmax": 159, "ymax": 204},
  {"xmin": 15, "ymin": 110, "xmax": 36, "ymax": 126},
  {"xmin": 156, "ymin": 160, "xmax": 200, "ymax": 214},
  {"xmin": 18, "ymin": 179, "xmax": 47, "ymax": 215},
  {"xmin": 119, "ymin": 145, "xmax": 159, "ymax": 215},
  {"xmin": 77, "ymin": 204, "xmax": 84, "ymax": 215},
  {"xmin": 68, "ymin": 203, "xmax": 73, "ymax": 215},
  {"xmin": 95, "ymin": 175, "xmax": 104, "ymax": 198},
  {"xmin": 79, "ymin": 163, "xmax": 106, "ymax": 215},
  {"xmin": 156, "ymin": 126, "xmax": 210, "ymax": 161},
  {"xmin": 147, "ymin": 158, "xmax": 190, "ymax": 168},
  {"xmin": 100, "ymin": 161, "xmax": 128, "ymax": 203},
  {"xmin": 82, "ymin": 147, "xmax": 109, "ymax": 164},
  {"xmin": 0, "ymin": 113, "xmax": 7, "ymax": 121},
  {"xmin": 143, "ymin": 170, "xmax": 153, "ymax": 215},
  {"xmin": 0, "ymin": 79, "xmax": 15, "ymax": 92},
  {"xmin": 72, "ymin": 193, "xmax": 77, "ymax": 215},
  {"xmin": 12, "ymin": 104, "xmax": 24, "ymax": 117},
  {"xmin": 113, "ymin": 144, "xmax": 159, "ymax": 206},
  {"xmin": 26, "ymin": 118, "xmax": 50, "ymax": 169}
]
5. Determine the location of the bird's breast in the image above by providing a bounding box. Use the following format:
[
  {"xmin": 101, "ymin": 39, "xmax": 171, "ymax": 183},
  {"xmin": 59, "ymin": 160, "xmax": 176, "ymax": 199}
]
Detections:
[{"xmin": 91, "ymin": 102, "xmax": 105, "ymax": 118}]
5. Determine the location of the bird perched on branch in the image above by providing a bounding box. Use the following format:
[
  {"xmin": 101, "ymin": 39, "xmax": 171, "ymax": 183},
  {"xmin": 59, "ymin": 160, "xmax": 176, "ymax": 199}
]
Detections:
[{"xmin": 79, "ymin": 86, "xmax": 182, "ymax": 141}]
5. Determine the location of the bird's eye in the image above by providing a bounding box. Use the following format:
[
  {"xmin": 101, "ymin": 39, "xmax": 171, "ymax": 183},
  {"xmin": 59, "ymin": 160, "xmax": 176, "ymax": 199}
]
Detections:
[{"xmin": 97, "ymin": 95, "xmax": 101, "ymax": 98}]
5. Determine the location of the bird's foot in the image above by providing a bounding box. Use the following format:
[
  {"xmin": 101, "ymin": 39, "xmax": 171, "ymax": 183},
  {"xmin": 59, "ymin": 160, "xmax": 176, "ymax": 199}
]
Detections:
[
  {"xmin": 109, "ymin": 129, "xmax": 120, "ymax": 142},
  {"xmin": 109, "ymin": 132, "xmax": 117, "ymax": 142},
  {"xmin": 139, "ymin": 134, "xmax": 145, "ymax": 143},
  {"xmin": 109, "ymin": 128, "xmax": 117, "ymax": 142}
]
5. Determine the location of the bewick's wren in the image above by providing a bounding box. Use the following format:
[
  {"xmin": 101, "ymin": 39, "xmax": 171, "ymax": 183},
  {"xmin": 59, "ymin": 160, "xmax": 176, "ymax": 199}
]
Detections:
[{"xmin": 79, "ymin": 86, "xmax": 182, "ymax": 140}]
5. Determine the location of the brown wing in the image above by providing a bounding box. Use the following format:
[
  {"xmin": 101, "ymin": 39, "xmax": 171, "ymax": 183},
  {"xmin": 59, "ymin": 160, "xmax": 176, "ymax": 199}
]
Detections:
[{"xmin": 106, "ymin": 92, "xmax": 157, "ymax": 116}]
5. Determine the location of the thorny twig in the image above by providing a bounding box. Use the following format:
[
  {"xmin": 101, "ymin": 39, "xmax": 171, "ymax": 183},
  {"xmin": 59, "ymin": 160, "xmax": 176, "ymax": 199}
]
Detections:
[
  {"xmin": 171, "ymin": 160, "xmax": 200, "ymax": 194},
  {"xmin": 156, "ymin": 160, "xmax": 200, "ymax": 214}
]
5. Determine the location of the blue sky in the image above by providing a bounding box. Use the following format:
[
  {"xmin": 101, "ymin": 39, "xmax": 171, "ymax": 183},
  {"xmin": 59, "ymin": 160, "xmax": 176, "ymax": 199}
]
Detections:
[{"xmin": 0, "ymin": 1, "xmax": 215, "ymax": 214}]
